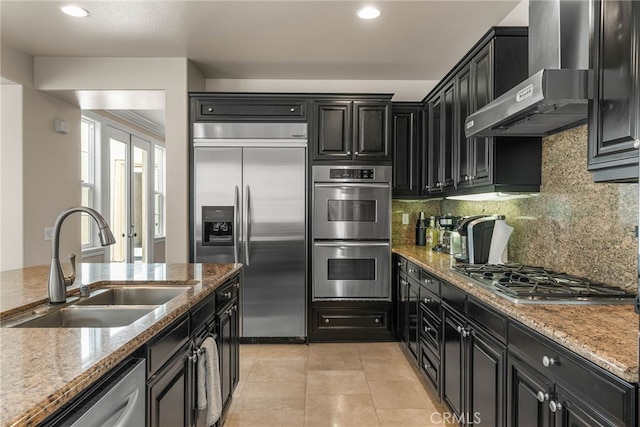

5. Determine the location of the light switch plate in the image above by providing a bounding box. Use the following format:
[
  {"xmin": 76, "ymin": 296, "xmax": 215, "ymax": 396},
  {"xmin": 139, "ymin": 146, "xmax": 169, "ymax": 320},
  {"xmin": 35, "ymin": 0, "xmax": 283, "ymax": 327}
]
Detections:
[
  {"xmin": 44, "ymin": 227, "xmax": 54, "ymax": 240},
  {"xmin": 402, "ymin": 213, "xmax": 409, "ymax": 225}
]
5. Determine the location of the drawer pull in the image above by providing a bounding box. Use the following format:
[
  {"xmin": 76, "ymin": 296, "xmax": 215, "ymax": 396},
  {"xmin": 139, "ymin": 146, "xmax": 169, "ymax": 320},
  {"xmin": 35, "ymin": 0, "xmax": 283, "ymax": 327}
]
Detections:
[
  {"xmin": 374, "ymin": 318, "xmax": 380, "ymax": 323},
  {"xmin": 536, "ymin": 391, "xmax": 549, "ymax": 403},
  {"xmin": 424, "ymin": 363, "xmax": 431, "ymax": 370},
  {"xmin": 542, "ymin": 356, "xmax": 557, "ymax": 367},
  {"xmin": 424, "ymin": 279, "xmax": 433, "ymax": 284},
  {"xmin": 222, "ymin": 291, "xmax": 232, "ymax": 298},
  {"xmin": 424, "ymin": 326, "xmax": 431, "ymax": 333},
  {"xmin": 325, "ymin": 318, "xmax": 330, "ymax": 324},
  {"xmin": 408, "ymin": 268, "xmax": 418, "ymax": 273},
  {"xmin": 423, "ymin": 298, "xmax": 434, "ymax": 304},
  {"xmin": 549, "ymin": 400, "xmax": 562, "ymax": 413}
]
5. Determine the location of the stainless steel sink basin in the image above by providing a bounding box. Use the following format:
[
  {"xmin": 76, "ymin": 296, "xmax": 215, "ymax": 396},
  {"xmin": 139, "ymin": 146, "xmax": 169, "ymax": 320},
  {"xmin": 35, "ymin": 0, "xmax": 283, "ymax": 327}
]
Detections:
[
  {"xmin": 74, "ymin": 286, "xmax": 189, "ymax": 306},
  {"xmin": 10, "ymin": 306, "xmax": 156, "ymax": 328}
]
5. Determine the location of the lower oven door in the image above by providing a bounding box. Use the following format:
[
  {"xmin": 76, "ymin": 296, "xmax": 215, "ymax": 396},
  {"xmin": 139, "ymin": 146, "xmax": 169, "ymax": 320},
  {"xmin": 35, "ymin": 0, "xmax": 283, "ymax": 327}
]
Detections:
[{"xmin": 313, "ymin": 241, "xmax": 390, "ymax": 301}]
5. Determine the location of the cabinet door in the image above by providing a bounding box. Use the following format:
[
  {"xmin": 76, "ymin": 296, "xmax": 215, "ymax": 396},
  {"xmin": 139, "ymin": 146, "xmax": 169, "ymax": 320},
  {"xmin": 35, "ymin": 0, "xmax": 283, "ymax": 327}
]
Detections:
[
  {"xmin": 468, "ymin": 326, "xmax": 506, "ymax": 427},
  {"xmin": 230, "ymin": 302, "xmax": 240, "ymax": 393},
  {"xmin": 508, "ymin": 358, "xmax": 553, "ymax": 427},
  {"xmin": 313, "ymin": 101, "xmax": 352, "ymax": 160},
  {"xmin": 354, "ymin": 101, "xmax": 391, "ymax": 160},
  {"xmin": 392, "ymin": 107, "xmax": 419, "ymax": 196},
  {"xmin": 148, "ymin": 347, "xmax": 191, "ymax": 427},
  {"xmin": 407, "ymin": 280, "xmax": 420, "ymax": 360},
  {"xmin": 588, "ymin": 0, "xmax": 640, "ymax": 182},
  {"xmin": 553, "ymin": 386, "xmax": 612, "ymax": 427},
  {"xmin": 441, "ymin": 82, "xmax": 456, "ymax": 190},
  {"xmin": 470, "ymin": 44, "xmax": 494, "ymax": 185},
  {"xmin": 217, "ymin": 307, "xmax": 233, "ymax": 414},
  {"xmin": 442, "ymin": 307, "xmax": 465, "ymax": 418},
  {"xmin": 456, "ymin": 65, "xmax": 473, "ymax": 188},
  {"xmin": 426, "ymin": 96, "xmax": 443, "ymax": 194}
]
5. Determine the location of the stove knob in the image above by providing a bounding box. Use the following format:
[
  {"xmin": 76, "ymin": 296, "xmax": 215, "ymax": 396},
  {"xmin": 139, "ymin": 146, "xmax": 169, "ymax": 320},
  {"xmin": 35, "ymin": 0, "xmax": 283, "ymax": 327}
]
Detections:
[{"xmin": 542, "ymin": 356, "xmax": 557, "ymax": 367}]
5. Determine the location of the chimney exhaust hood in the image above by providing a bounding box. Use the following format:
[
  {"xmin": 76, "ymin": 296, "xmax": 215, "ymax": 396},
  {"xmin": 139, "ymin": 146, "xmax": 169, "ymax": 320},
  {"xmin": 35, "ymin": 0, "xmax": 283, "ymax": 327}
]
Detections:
[{"xmin": 465, "ymin": 0, "xmax": 591, "ymax": 138}]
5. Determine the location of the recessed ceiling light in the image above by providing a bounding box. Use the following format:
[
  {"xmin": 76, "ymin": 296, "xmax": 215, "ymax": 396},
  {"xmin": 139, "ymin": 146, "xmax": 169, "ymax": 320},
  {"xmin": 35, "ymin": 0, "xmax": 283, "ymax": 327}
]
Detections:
[
  {"xmin": 60, "ymin": 5, "xmax": 90, "ymax": 18},
  {"xmin": 357, "ymin": 6, "xmax": 381, "ymax": 20}
]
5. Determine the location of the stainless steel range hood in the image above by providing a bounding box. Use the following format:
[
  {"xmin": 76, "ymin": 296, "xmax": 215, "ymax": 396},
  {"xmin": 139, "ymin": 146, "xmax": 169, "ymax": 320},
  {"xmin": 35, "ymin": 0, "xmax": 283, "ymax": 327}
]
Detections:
[{"xmin": 465, "ymin": 0, "xmax": 591, "ymax": 138}]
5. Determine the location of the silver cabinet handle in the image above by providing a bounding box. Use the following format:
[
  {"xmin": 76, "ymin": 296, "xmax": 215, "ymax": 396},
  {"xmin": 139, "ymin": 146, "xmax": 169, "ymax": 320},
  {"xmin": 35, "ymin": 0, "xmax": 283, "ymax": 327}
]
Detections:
[
  {"xmin": 290, "ymin": 108, "xmax": 295, "ymax": 112},
  {"xmin": 456, "ymin": 325, "xmax": 463, "ymax": 334},
  {"xmin": 346, "ymin": 151, "xmax": 352, "ymax": 156},
  {"xmin": 325, "ymin": 318, "xmax": 330, "ymax": 324},
  {"xmin": 423, "ymin": 298, "xmax": 433, "ymax": 304},
  {"xmin": 408, "ymin": 268, "xmax": 418, "ymax": 273},
  {"xmin": 536, "ymin": 391, "xmax": 549, "ymax": 403},
  {"xmin": 244, "ymin": 185, "xmax": 251, "ymax": 266},
  {"xmin": 354, "ymin": 151, "xmax": 359, "ymax": 156},
  {"xmin": 633, "ymin": 138, "xmax": 640, "ymax": 149},
  {"xmin": 374, "ymin": 318, "xmax": 380, "ymax": 323},
  {"xmin": 424, "ymin": 326, "xmax": 431, "ymax": 333},
  {"xmin": 542, "ymin": 356, "xmax": 557, "ymax": 367},
  {"xmin": 462, "ymin": 329, "xmax": 470, "ymax": 338},
  {"xmin": 208, "ymin": 107, "xmax": 214, "ymax": 112},
  {"xmin": 549, "ymin": 400, "xmax": 562, "ymax": 413},
  {"xmin": 233, "ymin": 185, "xmax": 240, "ymax": 264},
  {"xmin": 223, "ymin": 291, "xmax": 232, "ymax": 299}
]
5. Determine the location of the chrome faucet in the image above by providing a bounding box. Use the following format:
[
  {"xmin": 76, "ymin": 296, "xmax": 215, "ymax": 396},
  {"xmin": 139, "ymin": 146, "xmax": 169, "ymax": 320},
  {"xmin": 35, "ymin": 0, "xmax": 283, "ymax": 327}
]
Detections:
[{"xmin": 48, "ymin": 206, "xmax": 116, "ymax": 304}]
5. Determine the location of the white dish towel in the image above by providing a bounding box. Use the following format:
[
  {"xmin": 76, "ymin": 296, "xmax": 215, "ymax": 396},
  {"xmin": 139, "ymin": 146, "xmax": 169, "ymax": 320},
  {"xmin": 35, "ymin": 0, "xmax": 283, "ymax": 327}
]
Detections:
[{"xmin": 197, "ymin": 336, "xmax": 222, "ymax": 426}]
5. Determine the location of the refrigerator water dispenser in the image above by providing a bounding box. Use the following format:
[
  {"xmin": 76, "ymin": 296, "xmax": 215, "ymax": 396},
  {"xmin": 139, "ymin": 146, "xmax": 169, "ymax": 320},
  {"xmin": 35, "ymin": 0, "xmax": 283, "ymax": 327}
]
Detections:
[{"xmin": 202, "ymin": 206, "xmax": 234, "ymax": 246}]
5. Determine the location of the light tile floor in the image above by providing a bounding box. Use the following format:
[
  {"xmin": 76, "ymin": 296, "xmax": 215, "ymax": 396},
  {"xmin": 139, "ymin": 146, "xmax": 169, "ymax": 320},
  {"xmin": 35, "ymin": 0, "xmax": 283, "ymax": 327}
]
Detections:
[{"xmin": 223, "ymin": 342, "xmax": 455, "ymax": 427}]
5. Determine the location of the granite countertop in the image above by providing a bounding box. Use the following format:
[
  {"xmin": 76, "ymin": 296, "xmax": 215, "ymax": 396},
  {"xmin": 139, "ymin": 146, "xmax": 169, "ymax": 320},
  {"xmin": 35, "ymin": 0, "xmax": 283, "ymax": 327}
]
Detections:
[
  {"xmin": 393, "ymin": 245, "xmax": 639, "ymax": 384},
  {"xmin": 0, "ymin": 262, "xmax": 242, "ymax": 427}
]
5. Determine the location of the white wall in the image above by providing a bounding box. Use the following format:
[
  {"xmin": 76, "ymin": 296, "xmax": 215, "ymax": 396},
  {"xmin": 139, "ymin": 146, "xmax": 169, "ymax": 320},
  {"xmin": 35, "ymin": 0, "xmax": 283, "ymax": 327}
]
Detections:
[
  {"xmin": 0, "ymin": 43, "xmax": 34, "ymax": 87},
  {"xmin": 34, "ymin": 57, "xmax": 206, "ymax": 263},
  {"xmin": 0, "ymin": 84, "xmax": 24, "ymax": 271},
  {"xmin": 21, "ymin": 87, "xmax": 81, "ymax": 267},
  {"xmin": 205, "ymin": 79, "xmax": 437, "ymax": 102}
]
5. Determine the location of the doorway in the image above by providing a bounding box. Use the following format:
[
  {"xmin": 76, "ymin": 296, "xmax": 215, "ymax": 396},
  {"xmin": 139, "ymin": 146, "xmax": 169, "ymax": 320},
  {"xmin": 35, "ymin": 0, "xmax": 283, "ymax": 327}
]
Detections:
[{"xmin": 107, "ymin": 125, "xmax": 153, "ymax": 263}]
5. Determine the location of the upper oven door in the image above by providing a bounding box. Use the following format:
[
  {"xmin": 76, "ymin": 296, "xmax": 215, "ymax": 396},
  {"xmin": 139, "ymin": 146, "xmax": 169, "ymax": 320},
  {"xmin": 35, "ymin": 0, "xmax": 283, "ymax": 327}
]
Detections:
[{"xmin": 313, "ymin": 183, "xmax": 390, "ymax": 240}]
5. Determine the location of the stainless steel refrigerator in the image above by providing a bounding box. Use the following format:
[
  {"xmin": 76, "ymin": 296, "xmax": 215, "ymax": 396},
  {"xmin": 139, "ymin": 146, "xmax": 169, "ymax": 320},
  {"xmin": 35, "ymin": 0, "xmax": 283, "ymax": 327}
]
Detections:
[{"xmin": 192, "ymin": 122, "xmax": 307, "ymax": 339}]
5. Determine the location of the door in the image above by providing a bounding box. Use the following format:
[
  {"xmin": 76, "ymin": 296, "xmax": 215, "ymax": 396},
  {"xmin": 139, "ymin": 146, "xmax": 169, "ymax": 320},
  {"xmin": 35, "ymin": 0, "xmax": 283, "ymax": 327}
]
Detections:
[
  {"xmin": 442, "ymin": 307, "xmax": 465, "ymax": 418},
  {"xmin": 241, "ymin": 147, "xmax": 306, "ymax": 338},
  {"xmin": 107, "ymin": 126, "xmax": 153, "ymax": 263},
  {"xmin": 508, "ymin": 357, "xmax": 553, "ymax": 427},
  {"xmin": 392, "ymin": 106, "xmax": 419, "ymax": 196},
  {"xmin": 471, "ymin": 45, "xmax": 493, "ymax": 185},
  {"xmin": 469, "ymin": 325, "xmax": 506, "ymax": 427},
  {"xmin": 192, "ymin": 147, "xmax": 242, "ymax": 264},
  {"xmin": 313, "ymin": 242, "xmax": 391, "ymax": 300},
  {"xmin": 353, "ymin": 101, "xmax": 391, "ymax": 160},
  {"xmin": 313, "ymin": 100, "xmax": 352, "ymax": 160},
  {"xmin": 313, "ymin": 183, "xmax": 391, "ymax": 240}
]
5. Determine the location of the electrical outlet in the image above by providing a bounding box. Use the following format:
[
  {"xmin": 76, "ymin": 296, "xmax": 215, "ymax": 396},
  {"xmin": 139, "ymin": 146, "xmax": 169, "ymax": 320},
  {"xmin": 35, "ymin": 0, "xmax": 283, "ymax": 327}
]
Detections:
[
  {"xmin": 402, "ymin": 213, "xmax": 409, "ymax": 225},
  {"xmin": 44, "ymin": 227, "xmax": 54, "ymax": 241}
]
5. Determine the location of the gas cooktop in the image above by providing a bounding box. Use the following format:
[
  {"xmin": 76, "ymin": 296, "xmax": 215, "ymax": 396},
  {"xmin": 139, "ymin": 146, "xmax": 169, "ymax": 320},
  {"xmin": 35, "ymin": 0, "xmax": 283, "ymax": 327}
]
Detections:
[{"xmin": 451, "ymin": 263, "xmax": 637, "ymax": 305}]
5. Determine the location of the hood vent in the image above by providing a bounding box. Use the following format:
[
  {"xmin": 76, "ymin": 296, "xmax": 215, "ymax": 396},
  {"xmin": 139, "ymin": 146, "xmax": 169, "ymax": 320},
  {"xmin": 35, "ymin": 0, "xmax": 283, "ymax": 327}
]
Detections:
[{"xmin": 465, "ymin": 0, "xmax": 591, "ymax": 138}]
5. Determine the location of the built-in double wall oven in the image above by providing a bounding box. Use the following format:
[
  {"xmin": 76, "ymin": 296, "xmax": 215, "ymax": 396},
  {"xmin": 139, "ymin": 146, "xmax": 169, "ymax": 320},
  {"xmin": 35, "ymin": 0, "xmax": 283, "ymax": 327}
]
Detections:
[{"xmin": 312, "ymin": 165, "xmax": 391, "ymax": 301}]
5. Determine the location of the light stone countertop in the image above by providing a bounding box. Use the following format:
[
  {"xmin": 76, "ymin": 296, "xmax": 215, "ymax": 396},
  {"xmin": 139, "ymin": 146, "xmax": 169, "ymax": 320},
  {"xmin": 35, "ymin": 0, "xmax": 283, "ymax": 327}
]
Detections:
[
  {"xmin": 393, "ymin": 245, "xmax": 639, "ymax": 384},
  {"xmin": 0, "ymin": 262, "xmax": 242, "ymax": 427}
]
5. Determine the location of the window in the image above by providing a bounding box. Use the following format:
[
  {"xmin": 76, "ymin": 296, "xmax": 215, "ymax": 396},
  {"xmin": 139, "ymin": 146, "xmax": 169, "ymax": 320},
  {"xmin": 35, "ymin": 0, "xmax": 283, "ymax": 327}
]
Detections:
[
  {"xmin": 81, "ymin": 116, "xmax": 97, "ymax": 248},
  {"xmin": 154, "ymin": 145, "xmax": 166, "ymax": 237}
]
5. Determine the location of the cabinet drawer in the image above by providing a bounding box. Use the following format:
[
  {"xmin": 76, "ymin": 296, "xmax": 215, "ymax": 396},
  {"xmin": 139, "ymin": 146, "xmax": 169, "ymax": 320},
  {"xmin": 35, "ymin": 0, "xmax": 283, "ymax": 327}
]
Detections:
[
  {"xmin": 216, "ymin": 277, "xmax": 239, "ymax": 311},
  {"xmin": 420, "ymin": 309, "xmax": 440, "ymax": 353},
  {"xmin": 146, "ymin": 315, "xmax": 190, "ymax": 376},
  {"xmin": 316, "ymin": 310, "xmax": 388, "ymax": 329},
  {"xmin": 191, "ymin": 292, "xmax": 216, "ymax": 335},
  {"xmin": 468, "ymin": 297, "xmax": 506, "ymax": 343},
  {"xmin": 419, "ymin": 287, "xmax": 440, "ymax": 319},
  {"xmin": 420, "ymin": 341, "xmax": 440, "ymax": 393},
  {"xmin": 195, "ymin": 99, "xmax": 307, "ymax": 121},
  {"xmin": 406, "ymin": 261, "xmax": 421, "ymax": 282},
  {"xmin": 509, "ymin": 322, "xmax": 636, "ymax": 424},
  {"xmin": 442, "ymin": 281, "xmax": 467, "ymax": 313},
  {"xmin": 396, "ymin": 256, "xmax": 408, "ymax": 273},
  {"xmin": 420, "ymin": 270, "xmax": 441, "ymax": 296}
]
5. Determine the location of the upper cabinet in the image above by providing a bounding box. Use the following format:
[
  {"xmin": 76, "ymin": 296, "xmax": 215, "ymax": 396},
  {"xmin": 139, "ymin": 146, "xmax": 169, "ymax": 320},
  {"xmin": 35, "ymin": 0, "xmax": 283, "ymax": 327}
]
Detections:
[
  {"xmin": 311, "ymin": 97, "xmax": 392, "ymax": 162},
  {"xmin": 587, "ymin": 0, "xmax": 640, "ymax": 183},
  {"xmin": 391, "ymin": 103, "xmax": 422, "ymax": 197},
  {"xmin": 191, "ymin": 94, "xmax": 307, "ymax": 122},
  {"xmin": 393, "ymin": 27, "xmax": 542, "ymax": 198}
]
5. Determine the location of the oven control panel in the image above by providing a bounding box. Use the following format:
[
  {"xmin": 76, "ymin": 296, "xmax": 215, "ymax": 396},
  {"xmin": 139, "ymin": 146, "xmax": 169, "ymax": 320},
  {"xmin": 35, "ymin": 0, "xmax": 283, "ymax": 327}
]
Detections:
[{"xmin": 329, "ymin": 168, "xmax": 375, "ymax": 180}]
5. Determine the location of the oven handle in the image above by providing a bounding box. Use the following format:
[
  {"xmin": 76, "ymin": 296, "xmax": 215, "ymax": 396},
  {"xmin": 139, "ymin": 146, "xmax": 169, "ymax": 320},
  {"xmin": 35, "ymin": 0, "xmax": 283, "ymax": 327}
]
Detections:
[
  {"xmin": 314, "ymin": 241, "xmax": 390, "ymax": 247},
  {"xmin": 313, "ymin": 183, "xmax": 390, "ymax": 189}
]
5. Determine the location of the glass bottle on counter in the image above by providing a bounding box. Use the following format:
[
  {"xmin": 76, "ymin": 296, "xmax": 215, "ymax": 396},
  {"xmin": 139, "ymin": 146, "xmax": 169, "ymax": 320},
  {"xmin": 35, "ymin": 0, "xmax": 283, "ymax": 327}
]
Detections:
[{"xmin": 426, "ymin": 216, "xmax": 438, "ymax": 249}]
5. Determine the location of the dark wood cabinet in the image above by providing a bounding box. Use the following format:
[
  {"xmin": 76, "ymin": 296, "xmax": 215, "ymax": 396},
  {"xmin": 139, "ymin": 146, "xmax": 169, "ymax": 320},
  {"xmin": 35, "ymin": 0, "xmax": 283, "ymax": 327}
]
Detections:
[
  {"xmin": 508, "ymin": 357, "xmax": 553, "ymax": 427},
  {"xmin": 215, "ymin": 277, "xmax": 240, "ymax": 422},
  {"xmin": 148, "ymin": 345, "xmax": 192, "ymax": 427},
  {"xmin": 442, "ymin": 306, "xmax": 466, "ymax": 416},
  {"xmin": 191, "ymin": 94, "xmax": 307, "ymax": 122},
  {"xmin": 391, "ymin": 104, "xmax": 421, "ymax": 197},
  {"xmin": 425, "ymin": 82, "xmax": 456, "ymax": 194},
  {"xmin": 312, "ymin": 98, "xmax": 391, "ymax": 161},
  {"xmin": 588, "ymin": 0, "xmax": 640, "ymax": 182}
]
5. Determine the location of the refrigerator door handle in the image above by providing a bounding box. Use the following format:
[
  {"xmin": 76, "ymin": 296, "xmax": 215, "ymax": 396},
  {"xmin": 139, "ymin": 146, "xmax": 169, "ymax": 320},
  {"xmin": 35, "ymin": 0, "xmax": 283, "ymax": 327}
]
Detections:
[
  {"xmin": 234, "ymin": 185, "xmax": 240, "ymax": 264},
  {"xmin": 244, "ymin": 185, "xmax": 251, "ymax": 266}
]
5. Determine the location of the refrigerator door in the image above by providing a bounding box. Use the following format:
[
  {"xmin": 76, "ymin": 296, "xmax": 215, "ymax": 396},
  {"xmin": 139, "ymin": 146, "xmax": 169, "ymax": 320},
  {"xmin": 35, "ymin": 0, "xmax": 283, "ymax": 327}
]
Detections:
[
  {"xmin": 242, "ymin": 147, "xmax": 306, "ymax": 338},
  {"xmin": 193, "ymin": 147, "xmax": 242, "ymax": 264}
]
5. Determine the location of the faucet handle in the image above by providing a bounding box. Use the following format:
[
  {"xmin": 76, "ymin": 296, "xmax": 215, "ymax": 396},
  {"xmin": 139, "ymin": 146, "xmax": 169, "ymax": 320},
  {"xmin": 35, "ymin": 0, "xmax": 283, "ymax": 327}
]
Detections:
[{"xmin": 64, "ymin": 253, "xmax": 76, "ymax": 287}]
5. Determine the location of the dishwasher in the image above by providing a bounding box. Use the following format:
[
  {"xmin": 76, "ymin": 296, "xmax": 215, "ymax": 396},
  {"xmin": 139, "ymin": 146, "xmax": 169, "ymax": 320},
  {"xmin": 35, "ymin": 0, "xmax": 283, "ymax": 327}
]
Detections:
[{"xmin": 41, "ymin": 357, "xmax": 146, "ymax": 427}]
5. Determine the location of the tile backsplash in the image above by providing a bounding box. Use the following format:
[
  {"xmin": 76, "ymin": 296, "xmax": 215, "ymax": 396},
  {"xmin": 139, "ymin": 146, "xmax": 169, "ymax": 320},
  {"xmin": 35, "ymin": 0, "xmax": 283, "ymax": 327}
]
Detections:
[{"xmin": 393, "ymin": 125, "xmax": 639, "ymax": 291}]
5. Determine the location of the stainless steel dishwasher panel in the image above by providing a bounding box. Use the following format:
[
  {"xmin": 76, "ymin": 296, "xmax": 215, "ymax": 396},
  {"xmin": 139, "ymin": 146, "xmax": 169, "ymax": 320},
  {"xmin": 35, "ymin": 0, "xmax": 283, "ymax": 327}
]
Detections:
[{"xmin": 42, "ymin": 358, "xmax": 146, "ymax": 427}]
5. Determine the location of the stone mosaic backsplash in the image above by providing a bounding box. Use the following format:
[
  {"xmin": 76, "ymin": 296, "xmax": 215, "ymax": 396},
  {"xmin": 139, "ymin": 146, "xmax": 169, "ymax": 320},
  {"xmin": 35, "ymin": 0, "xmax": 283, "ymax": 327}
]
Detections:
[{"xmin": 393, "ymin": 125, "xmax": 639, "ymax": 291}]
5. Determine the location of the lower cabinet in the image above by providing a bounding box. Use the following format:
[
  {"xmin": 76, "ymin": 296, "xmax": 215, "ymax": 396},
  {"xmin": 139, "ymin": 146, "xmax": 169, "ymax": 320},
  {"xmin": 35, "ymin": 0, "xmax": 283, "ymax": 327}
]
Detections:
[
  {"xmin": 216, "ymin": 296, "xmax": 239, "ymax": 417},
  {"xmin": 148, "ymin": 343, "xmax": 192, "ymax": 427}
]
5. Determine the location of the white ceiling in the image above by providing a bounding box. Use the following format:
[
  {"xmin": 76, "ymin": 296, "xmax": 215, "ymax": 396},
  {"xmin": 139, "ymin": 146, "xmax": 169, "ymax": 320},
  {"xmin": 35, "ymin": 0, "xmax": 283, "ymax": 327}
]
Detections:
[{"xmin": 0, "ymin": 0, "xmax": 528, "ymax": 128}]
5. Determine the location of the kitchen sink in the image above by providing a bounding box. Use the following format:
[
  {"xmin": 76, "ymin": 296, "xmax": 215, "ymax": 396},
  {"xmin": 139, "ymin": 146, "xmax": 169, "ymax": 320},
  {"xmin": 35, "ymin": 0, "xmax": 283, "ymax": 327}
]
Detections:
[
  {"xmin": 74, "ymin": 286, "xmax": 189, "ymax": 306},
  {"xmin": 9, "ymin": 306, "xmax": 157, "ymax": 328}
]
